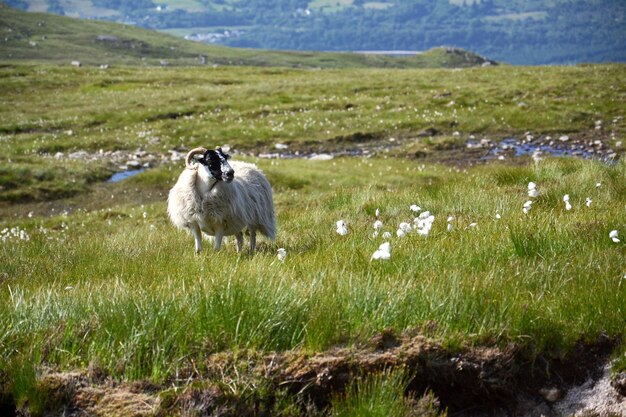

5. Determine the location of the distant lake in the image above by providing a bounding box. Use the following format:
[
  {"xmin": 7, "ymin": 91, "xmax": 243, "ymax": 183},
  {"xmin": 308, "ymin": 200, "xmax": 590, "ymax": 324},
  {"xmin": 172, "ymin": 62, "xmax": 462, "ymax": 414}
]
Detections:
[{"xmin": 349, "ymin": 50, "xmax": 424, "ymax": 56}]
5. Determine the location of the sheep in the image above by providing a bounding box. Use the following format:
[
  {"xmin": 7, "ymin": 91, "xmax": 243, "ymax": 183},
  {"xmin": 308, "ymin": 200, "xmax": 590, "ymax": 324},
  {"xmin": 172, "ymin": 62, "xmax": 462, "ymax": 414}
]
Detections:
[{"xmin": 167, "ymin": 147, "xmax": 276, "ymax": 255}]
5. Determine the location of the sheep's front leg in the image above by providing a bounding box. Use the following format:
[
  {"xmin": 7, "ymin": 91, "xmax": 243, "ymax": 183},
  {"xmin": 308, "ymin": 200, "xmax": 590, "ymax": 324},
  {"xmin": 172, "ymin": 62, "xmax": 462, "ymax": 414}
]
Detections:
[
  {"xmin": 249, "ymin": 229, "xmax": 257, "ymax": 256},
  {"xmin": 235, "ymin": 232, "xmax": 244, "ymax": 253},
  {"xmin": 190, "ymin": 223, "xmax": 203, "ymax": 254},
  {"xmin": 214, "ymin": 228, "xmax": 224, "ymax": 251}
]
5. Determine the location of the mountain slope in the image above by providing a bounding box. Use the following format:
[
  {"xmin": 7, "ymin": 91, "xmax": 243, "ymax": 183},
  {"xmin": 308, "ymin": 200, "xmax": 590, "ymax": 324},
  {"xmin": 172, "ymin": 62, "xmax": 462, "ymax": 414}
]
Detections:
[
  {"xmin": 5, "ymin": 0, "xmax": 624, "ymax": 65},
  {"xmin": 0, "ymin": 5, "xmax": 496, "ymax": 68}
]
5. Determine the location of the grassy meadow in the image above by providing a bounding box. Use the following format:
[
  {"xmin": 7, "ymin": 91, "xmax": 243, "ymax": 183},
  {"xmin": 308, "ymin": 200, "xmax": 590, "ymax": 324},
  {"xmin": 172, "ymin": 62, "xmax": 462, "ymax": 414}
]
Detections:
[{"xmin": 0, "ymin": 62, "xmax": 625, "ymax": 415}]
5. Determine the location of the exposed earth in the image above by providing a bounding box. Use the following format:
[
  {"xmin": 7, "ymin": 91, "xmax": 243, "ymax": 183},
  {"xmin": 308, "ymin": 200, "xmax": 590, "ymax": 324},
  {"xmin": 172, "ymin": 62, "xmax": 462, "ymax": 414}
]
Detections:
[{"xmin": 3, "ymin": 331, "xmax": 624, "ymax": 416}]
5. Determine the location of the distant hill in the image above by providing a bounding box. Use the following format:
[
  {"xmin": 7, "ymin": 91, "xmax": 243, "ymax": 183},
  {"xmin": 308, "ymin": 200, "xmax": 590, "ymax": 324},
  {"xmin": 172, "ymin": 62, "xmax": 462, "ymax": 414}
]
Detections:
[
  {"xmin": 3, "ymin": 0, "xmax": 625, "ymax": 65},
  {"xmin": 0, "ymin": 4, "xmax": 496, "ymax": 68},
  {"xmin": 0, "ymin": 0, "xmax": 626, "ymax": 65}
]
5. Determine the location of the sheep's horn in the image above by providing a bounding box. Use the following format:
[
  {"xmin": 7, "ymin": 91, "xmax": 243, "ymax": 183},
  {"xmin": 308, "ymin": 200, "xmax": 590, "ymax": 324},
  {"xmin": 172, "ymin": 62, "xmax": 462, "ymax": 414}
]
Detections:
[{"xmin": 185, "ymin": 147, "xmax": 208, "ymax": 169}]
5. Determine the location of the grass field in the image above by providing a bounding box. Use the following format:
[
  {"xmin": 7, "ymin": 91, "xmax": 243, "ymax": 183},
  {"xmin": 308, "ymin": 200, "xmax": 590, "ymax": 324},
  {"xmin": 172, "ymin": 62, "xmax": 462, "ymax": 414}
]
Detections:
[{"xmin": 0, "ymin": 62, "xmax": 625, "ymax": 415}]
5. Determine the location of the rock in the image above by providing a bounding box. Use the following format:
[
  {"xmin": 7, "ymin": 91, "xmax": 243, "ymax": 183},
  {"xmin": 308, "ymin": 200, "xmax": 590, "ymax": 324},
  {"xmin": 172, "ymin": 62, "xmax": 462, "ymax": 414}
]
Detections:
[
  {"xmin": 539, "ymin": 387, "xmax": 562, "ymax": 402},
  {"xmin": 417, "ymin": 127, "xmax": 439, "ymax": 137},
  {"xmin": 308, "ymin": 154, "xmax": 333, "ymax": 161},
  {"xmin": 611, "ymin": 371, "xmax": 626, "ymax": 396},
  {"xmin": 54, "ymin": 152, "xmax": 64, "ymax": 159},
  {"xmin": 127, "ymin": 160, "xmax": 142, "ymax": 169},
  {"xmin": 169, "ymin": 150, "xmax": 184, "ymax": 162},
  {"xmin": 68, "ymin": 151, "xmax": 89, "ymax": 159},
  {"xmin": 559, "ymin": 135, "xmax": 570, "ymax": 142},
  {"xmin": 274, "ymin": 143, "xmax": 289, "ymax": 150},
  {"xmin": 96, "ymin": 35, "xmax": 119, "ymax": 42}
]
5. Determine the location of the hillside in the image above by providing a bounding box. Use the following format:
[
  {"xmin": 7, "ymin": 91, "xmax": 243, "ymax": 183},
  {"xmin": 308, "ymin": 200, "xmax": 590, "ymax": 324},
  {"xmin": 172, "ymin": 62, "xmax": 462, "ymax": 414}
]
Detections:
[
  {"xmin": 0, "ymin": 62, "xmax": 625, "ymax": 416},
  {"xmin": 4, "ymin": 0, "xmax": 626, "ymax": 64},
  {"xmin": 0, "ymin": 4, "xmax": 496, "ymax": 68}
]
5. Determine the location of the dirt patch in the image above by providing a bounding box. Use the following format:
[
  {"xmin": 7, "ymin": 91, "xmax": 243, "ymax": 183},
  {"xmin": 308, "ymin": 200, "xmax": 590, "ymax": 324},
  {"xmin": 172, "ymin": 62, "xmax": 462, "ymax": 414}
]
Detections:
[{"xmin": 5, "ymin": 333, "xmax": 623, "ymax": 417}]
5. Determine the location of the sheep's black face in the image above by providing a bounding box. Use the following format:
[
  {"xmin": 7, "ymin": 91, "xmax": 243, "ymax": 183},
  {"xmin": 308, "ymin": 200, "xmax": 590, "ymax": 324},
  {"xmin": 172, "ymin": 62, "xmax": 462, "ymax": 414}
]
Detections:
[{"xmin": 202, "ymin": 148, "xmax": 234, "ymax": 183}]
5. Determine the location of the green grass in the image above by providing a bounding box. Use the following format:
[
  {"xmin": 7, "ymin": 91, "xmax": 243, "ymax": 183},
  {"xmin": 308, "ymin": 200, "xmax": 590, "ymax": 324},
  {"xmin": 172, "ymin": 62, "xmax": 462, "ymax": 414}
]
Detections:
[
  {"xmin": 0, "ymin": 63, "xmax": 624, "ymax": 204},
  {"xmin": 1, "ymin": 157, "xmax": 624, "ymax": 388},
  {"xmin": 0, "ymin": 59, "xmax": 625, "ymax": 413},
  {"xmin": 330, "ymin": 369, "xmax": 415, "ymax": 417}
]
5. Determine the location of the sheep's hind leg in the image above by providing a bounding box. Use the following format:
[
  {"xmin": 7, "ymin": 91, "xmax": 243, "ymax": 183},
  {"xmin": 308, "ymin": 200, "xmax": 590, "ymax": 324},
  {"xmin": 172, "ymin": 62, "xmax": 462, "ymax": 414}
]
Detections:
[
  {"xmin": 190, "ymin": 223, "xmax": 203, "ymax": 254},
  {"xmin": 235, "ymin": 232, "xmax": 244, "ymax": 253}
]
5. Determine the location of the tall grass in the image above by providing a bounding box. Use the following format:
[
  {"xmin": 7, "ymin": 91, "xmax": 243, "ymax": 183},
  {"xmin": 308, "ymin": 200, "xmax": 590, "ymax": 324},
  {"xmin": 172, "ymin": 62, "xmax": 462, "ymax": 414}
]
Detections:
[
  {"xmin": 330, "ymin": 369, "xmax": 414, "ymax": 417},
  {"xmin": 1, "ymin": 157, "xmax": 624, "ymax": 388}
]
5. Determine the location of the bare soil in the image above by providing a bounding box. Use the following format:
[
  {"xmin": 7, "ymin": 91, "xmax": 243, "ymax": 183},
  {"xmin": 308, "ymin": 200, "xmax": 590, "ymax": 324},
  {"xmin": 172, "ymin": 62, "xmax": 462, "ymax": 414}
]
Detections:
[{"xmin": 5, "ymin": 331, "xmax": 624, "ymax": 417}]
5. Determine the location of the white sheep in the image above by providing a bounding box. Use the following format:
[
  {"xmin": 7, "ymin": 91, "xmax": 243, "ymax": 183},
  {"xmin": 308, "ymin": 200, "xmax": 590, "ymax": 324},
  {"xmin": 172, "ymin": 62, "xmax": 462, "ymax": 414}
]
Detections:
[{"xmin": 167, "ymin": 147, "xmax": 276, "ymax": 255}]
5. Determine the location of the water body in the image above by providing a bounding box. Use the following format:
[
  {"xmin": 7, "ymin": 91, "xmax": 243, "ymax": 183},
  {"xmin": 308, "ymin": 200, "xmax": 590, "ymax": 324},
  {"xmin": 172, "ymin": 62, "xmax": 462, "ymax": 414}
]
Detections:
[
  {"xmin": 107, "ymin": 169, "xmax": 145, "ymax": 183},
  {"xmin": 470, "ymin": 138, "xmax": 611, "ymax": 161}
]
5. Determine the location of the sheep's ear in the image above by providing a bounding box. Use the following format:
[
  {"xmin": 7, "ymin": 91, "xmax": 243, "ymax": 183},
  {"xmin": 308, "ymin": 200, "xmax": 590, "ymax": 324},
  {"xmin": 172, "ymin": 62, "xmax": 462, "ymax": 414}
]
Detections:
[{"xmin": 216, "ymin": 148, "xmax": 231, "ymax": 160}]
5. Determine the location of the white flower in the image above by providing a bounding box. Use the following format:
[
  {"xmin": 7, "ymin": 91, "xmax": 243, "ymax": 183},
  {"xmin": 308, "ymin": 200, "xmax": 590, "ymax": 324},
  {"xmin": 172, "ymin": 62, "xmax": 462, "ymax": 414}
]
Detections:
[
  {"xmin": 277, "ymin": 248, "xmax": 287, "ymax": 261},
  {"xmin": 336, "ymin": 220, "xmax": 348, "ymax": 236},
  {"xmin": 382, "ymin": 231, "xmax": 392, "ymax": 239},
  {"xmin": 585, "ymin": 197, "xmax": 592, "ymax": 207},
  {"xmin": 410, "ymin": 204, "xmax": 421, "ymax": 212},
  {"xmin": 396, "ymin": 229, "xmax": 406, "ymax": 238},
  {"xmin": 371, "ymin": 242, "xmax": 391, "ymax": 260},
  {"xmin": 372, "ymin": 231, "xmax": 379, "ymax": 238},
  {"xmin": 466, "ymin": 222, "xmax": 478, "ymax": 229},
  {"xmin": 609, "ymin": 230, "xmax": 620, "ymax": 243},
  {"xmin": 527, "ymin": 182, "xmax": 538, "ymax": 197},
  {"xmin": 398, "ymin": 222, "xmax": 412, "ymax": 233},
  {"xmin": 495, "ymin": 211, "xmax": 501, "ymax": 220},
  {"xmin": 563, "ymin": 194, "xmax": 570, "ymax": 202},
  {"xmin": 418, "ymin": 211, "xmax": 431, "ymax": 219},
  {"xmin": 565, "ymin": 201, "xmax": 572, "ymax": 210},
  {"xmin": 375, "ymin": 208, "xmax": 380, "ymax": 218},
  {"xmin": 523, "ymin": 200, "xmax": 533, "ymax": 214},
  {"xmin": 373, "ymin": 220, "xmax": 383, "ymax": 230},
  {"xmin": 447, "ymin": 223, "xmax": 453, "ymax": 232},
  {"xmin": 447, "ymin": 216, "xmax": 454, "ymax": 223},
  {"xmin": 596, "ymin": 182, "xmax": 602, "ymax": 188},
  {"xmin": 415, "ymin": 214, "xmax": 435, "ymax": 237}
]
